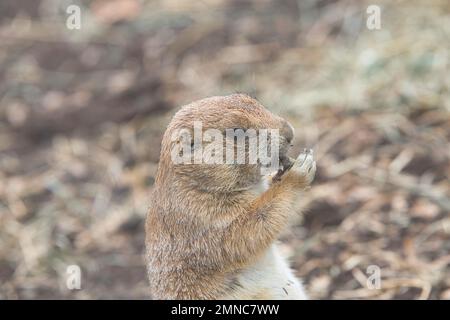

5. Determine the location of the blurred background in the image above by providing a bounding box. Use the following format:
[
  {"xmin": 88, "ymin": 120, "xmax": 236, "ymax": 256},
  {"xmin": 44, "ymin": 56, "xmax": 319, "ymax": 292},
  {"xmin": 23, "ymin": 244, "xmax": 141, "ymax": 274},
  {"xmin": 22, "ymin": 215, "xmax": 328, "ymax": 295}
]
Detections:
[{"xmin": 0, "ymin": 0, "xmax": 449, "ymax": 299}]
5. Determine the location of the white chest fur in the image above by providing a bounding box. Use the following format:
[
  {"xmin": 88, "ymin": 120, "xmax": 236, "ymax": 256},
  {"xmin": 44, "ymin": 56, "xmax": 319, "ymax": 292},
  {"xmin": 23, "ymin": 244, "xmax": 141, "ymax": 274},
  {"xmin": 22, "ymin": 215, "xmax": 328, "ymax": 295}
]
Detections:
[{"xmin": 221, "ymin": 244, "xmax": 308, "ymax": 300}]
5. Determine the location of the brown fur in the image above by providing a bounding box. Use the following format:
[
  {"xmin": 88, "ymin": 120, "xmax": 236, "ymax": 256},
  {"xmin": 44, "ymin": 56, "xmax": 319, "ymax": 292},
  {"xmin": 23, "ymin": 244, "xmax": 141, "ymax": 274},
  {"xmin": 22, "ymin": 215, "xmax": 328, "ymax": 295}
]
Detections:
[{"xmin": 145, "ymin": 94, "xmax": 312, "ymax": 299}]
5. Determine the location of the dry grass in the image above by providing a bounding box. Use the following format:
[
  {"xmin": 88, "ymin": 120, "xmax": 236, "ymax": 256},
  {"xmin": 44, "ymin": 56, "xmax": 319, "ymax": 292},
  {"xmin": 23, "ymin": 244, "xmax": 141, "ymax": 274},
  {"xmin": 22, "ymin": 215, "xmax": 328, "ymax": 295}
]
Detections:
[{"xmin": 0, "ymin": 0, "xmax": 449, "ymax": 299}]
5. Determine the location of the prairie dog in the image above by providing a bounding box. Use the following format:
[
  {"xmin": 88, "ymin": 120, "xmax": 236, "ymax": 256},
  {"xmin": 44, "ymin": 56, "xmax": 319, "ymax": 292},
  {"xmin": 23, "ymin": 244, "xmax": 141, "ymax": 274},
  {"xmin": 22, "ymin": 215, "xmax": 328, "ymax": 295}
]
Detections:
[{"xmin": 145, "ymin": 94, "xmax": 316, "ymax": 299}]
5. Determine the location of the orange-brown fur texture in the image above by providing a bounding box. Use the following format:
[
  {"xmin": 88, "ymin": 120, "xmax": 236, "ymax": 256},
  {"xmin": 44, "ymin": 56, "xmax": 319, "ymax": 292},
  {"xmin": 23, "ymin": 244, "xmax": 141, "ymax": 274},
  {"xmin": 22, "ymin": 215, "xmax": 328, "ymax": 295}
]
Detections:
[{"xmin": 145, "ymin": 94, "xmax": 314, "ymax": 299}]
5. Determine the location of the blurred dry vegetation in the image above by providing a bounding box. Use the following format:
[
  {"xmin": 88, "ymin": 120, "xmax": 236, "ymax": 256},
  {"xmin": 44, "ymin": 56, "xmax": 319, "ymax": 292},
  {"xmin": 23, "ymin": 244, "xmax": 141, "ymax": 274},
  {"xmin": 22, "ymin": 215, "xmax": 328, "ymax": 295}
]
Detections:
[{"xmin": 0, "ymin": 0, "xmax": 449, "ymax": 299}]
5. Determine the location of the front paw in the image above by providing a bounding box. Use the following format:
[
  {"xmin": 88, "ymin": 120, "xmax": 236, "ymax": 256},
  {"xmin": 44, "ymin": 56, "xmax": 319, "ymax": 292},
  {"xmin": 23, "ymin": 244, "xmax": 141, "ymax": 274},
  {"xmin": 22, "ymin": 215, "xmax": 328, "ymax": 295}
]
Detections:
[{"xmin": 291, "ymin": 149, "xmax": 316, "ymax": 185}]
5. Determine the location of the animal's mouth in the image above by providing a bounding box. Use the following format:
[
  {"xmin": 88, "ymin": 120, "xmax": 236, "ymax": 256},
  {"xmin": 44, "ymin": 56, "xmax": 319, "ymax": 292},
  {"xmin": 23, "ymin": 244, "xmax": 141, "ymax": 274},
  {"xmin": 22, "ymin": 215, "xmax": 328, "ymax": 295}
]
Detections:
[
  {"xmin": 269, "ymin": 154, "xmax": 294, "ymax": 182},
  {"xmin": 258, "ymin": 146, "xmax": 293, "ymax": 169},
  {"xmin": 280, "ymin": 154, "xmax": 294, "ymax": 171},
  {"xmin": 258, "ymin": 154, "xmax": 291, "ymax": 170}
]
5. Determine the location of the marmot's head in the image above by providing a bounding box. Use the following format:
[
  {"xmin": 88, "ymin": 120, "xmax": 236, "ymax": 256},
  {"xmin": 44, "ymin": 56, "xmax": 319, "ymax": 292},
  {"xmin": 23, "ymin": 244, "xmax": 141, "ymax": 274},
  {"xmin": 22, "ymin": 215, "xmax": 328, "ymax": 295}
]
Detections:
[{"xmin": 157, "ymin": 94, "xmax": 294, "ymax": 192}]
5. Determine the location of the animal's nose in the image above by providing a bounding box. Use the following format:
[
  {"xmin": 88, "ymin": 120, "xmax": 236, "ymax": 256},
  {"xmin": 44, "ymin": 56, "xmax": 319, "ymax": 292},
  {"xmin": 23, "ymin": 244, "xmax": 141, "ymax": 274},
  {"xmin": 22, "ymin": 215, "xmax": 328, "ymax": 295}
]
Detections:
[{"xmin": 281, "ymin": 120, "xmax": 294, "ymax": 144}]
